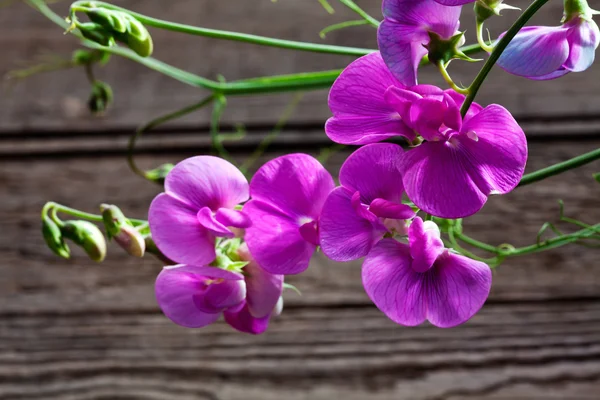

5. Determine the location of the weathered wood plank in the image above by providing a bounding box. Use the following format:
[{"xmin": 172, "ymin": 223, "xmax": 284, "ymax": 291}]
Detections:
[
  {"xmin": 1, "ymin": 139, "xmax": 599, "ymax": 314},
  {"xmin": 3, "ymin": 0, "xmax": 600, "ymax": 131},
  {"xmin": 1, "ymin": 301, "xmax": 600, "ymax": 399}
]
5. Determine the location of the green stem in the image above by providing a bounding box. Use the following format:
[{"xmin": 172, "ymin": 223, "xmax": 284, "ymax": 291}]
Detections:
[
  {"xmin": 210, "ymin": 95, "xmax": 232, "ymax": 160},
  {"xmin": 338, "ymin": 0, "xmax": 380, "ymax": 28},
  {"xmin": 504, "ymin": 224, "xmax": 600, "ymax": 257},
  {"xmin": 454, "ymin": 231, "xmax": 503, "ymax": 254},
  {"xmin": 460, "ymin": 0, "xmax": 551, "ymax": 117},
  {"xmin": 72, "ymin": 1, "xmax": 376, "ymax": 56},
  {"xmin": 518, "ymin": 147, "xmax": 600, "ymax": 187},
  {"xmin": 42, "ymin": 202, "xmax": 146, "ymax": 226},
  {"xmin": 128, "ymin": 95, "xmax": 215, "ymax": 178}
]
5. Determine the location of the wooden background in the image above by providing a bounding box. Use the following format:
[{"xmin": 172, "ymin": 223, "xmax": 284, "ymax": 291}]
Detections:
[{"xmin": 2, "ymin": 1, "xmax": 600, "ymax": 399}]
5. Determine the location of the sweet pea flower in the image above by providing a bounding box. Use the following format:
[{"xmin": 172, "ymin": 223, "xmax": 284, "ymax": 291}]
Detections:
[
  {"xmin": 149, "ymin": 156, "xmax": 251, "ymax": 266},
  {"xmin": 155, "ymin": 246, "xmax": 283, "ymax": 334},
  {"xmin": 319, "ymin": 143, "xmax": 415, "ymax": 261},
  {"xmin": 244, "ymin": 154, "xmax": 335, "ymax": 275},
  {"xmin": 326, "ymin": 52, "xmax": 528, "ymax": 219},
  {"xmin": 497, "ymin": 5, "xmax": 600, "ymax": 80},
  {"xmin": 362, "ymin": 217, "xmax": 492, "ymax": 328},
  {"xmin": 378, "ymin": 0, "xmax": 461, "ymax": 86}
]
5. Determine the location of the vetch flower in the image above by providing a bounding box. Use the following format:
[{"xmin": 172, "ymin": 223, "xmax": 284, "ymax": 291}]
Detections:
[
  {"xmin": 378, "ymin": 0, "xmax": 462, "ymax": 86},
  {"xmin": 244, "ymin": 154, "xmax": 335, "ymax": 275},
  {"xmin": 155, "ymin": 246, "xmax": 283, "ymax": 334},
  {"xmin": 149, "ymin": 156, "xmax": 251, "ymax": 266},
  {"xmin": 319, "ymin": 143, "xmax": 415, "ymax": 261},
  {"xmin": 497, "ymin": 1, "xmax": 600, "ymax": 80},
  {"xmin": 326, "ymin": 52, "xmax": 528, "ymax": 218},
  {"xmin": 362, "ymin": 217, "xmax": 492, "ymax": 328}
]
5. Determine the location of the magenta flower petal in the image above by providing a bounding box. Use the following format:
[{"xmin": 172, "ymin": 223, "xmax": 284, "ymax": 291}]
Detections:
[
  {"xmin": 363, "ymin": 239, "xmax": 492, "ymax": 328},
  {"xmin": 425, "ymin": 252, "xmax": 492, "ymax": 328},
  {"xmin": 244, "ymin": 200, "xmax": 316, "ymax": 275},
  {"xmin": 339, "ymin": 143, "xmax": 406, "ymax": 203},
  {"xmin": 381, "ymin": 0, "xmax": 461, "ymax": 39},
  {"xmin": 249, "ymin": 154, "xmax": 334, "ymax": 220},
  {"xmin": 165, "ymin": 156, "xmax": 249, "ymax": 210},
  {"xmin": 239, "ymin": 245, "xmax": 284, "ymax": 319},
  {"xmin": 155, "ymin": 265, "xmax": 244, "ymax": 328},
  {"xmin": 497, "ymin": 26, "xmax": 570, "ymax": 78},
  {"xmin": 434, "ymin": 0, "xmax": 474, "ymax": 4},
  {"xmin": 408, "ymin": 218, "xmax": 445, "ymax": 273},
  {"xmin": 326, "ymin": 52, "xmax": 416, "ymax": 145},
  {"xmin": 443, "ymin": 90, "xmax": 483, "ymax": 122},
  {"xmin": 409, "ymin": 97, "xmax": 449, "ymax": 141},
  {"xmin": 149, "ymin": 193, "xmax": 216, "ymax": 266},
  {"xmin": 362, "ymin": 239, "xmax": 427, "ymax": 326},
  {"xmin": 197, "ymin": 207, "xmax": 235, "ymax": 238},
  {"xmin": 224, "ymin": 301, "xmax": 271, "ymax": 335},
  {"xmin": 369, "ymin": 198, "xmax": 415, "ymax": 220},
  {"xmin": 215, "ymin": 208, "xmax": 252, "ymax": 229},
  {"xmin": 320, "ymin": 187, "xmax": 387, "ymax": 262},
  {"xmin": 565, "ymin": 19, "xmax": 600, "ymax": 72}
]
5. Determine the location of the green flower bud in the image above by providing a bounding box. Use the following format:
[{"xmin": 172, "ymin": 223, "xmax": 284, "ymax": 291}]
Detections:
[
  {"xmin": 42, "ymin": 217, "xmax": 70, "ymax": 259},
  {"xmin": 72, "ymin": 49, "xmax": 111, "ymax": 66},
  {"xmin": 77, "ymin": 22, "xmax": 116, "ymax": 47},
  {"xmin": 100, "ymin": 204, "xmax": 145, "ymax": 257},
  {"xmin": 61, "ymin": 221, "xmax": 107, "ymax": 262},
  {"xmin": 86, "ymin": 8, "xmax": 129, "ymax": 33},
  {"xmin": 113, "ymin": 15, "xmax": 153, "ymax": 57},
  {"xmin": 88, "ymin": 81, "xmax": 113, "ymax": 115},
  {"xmin": 145, "ymin": 163, "xmax": 174, "ymax": 185}
]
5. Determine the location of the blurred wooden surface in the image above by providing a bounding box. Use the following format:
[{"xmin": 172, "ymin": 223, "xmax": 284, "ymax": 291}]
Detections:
[{"xmin": 1, "ymin": 1, "xmax": 600, "ymax": 399}]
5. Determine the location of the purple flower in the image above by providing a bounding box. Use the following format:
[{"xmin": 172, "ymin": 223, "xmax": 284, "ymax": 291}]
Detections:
[
  {"xmin": 362, "ymin": 217, "xmax": 492, "ymax": 328},
  {"xmin": 155, "ymin": 246, "xmax": 283, "ymax": 334},
  {"xmin": 319, "ymin": 143, "xmax": 415, "ymax": 261},
  {"xmin": 378, "ymin": 0, "xmax": 461, "ymax": 86},
  {"xmin": 497, "ymin": 14, "xmax": 600, "ymax": 80},
  {"xmin": 434, "ymin": 0, "xmax": 474, "ymax": 4},
  {"xmin": 243, "ymin": 154, "xmax": 335, "ymax": 275},
  {"xmin": 326, "ymin": 52, "xmax": 528, "ymax": 218},
  {"xmin": 149, "ymin": 156, "xmax": 251, "ymax": 266}
]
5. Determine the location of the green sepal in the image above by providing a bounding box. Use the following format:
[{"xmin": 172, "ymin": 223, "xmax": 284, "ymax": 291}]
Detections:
[
  {"xmin": 145, "ymin": 163, "xmax": 174, "ymax": 185},
  {"xmin": 61, "ymin": 220, "xmax": 107, "ymax": 262},
  {"xmin": 42, "ymin": 216, "xmax": 71, "ymax": 259},
  {"xmin": 427, "ymin": 32, "xmax": 481, "ymax": 66},
  {"xmin": 475, "ymin": 0, "xmax": 520, "ymax": 22}
]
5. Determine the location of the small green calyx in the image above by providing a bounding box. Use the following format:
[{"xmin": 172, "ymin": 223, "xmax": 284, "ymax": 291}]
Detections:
[
  {"xmin": 100, "ymin": 204, "xmax": 145, "ymax": 257},
  {"xmin": 475, "ymin": 0, "xmax": 520, "ymax": 23},
  {"xmin": 145, "ymin": 163, "xmax": 175, "ymax": 185},
  {"xmin": 88, "ymin": 80, "xmax": 113, "ymax": 114},
  {"xmin": 426, "ymin": 32, "xmax": 480, "ymax": 66},
  {"xmin": 563, "ymin": 0, "xmax": 598, "ymax": 22},
  {"xmin": 68, "ymin": 2, "xmax": 153, "ymax": 57},
  {"xmin": 42, "ymin": 216, "xmax": 71, "ymax": 259},
  {"xmin": 61, "ymin": 220, "xmax": 107, "ymax": 262}
]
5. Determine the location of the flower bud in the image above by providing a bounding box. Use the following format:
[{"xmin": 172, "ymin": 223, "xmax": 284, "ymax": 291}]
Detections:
[
  {"xmin": 100, "ymin": 204, "xmax": 145, "ymax": 257},
  {"xmin": 88, "ymin": 81, "xmax": 113, "ymax": 115},
  {"xmin": 145, "ymin": 163, "xmax": 174, "ymax": 185},
  {"xmin": 42, "ymin": 217, "xmax": 70, "ymax": 259},
  {"xmin": 61, "ymin": 221, "xmax": 107, "ymax": 262},
  {"xmin": 86, "ymin": 8, "xmax": 129, "ymax": 34},
  {"xmin": 113, "ymin": 15, "xmax": 153, "ymax": 57},
  {"xmin": 77, "ymin": 22, "xmax": 116, "ymax": 47},
  {"xmin": 72, "ymin": 49, "xmax": 111, "ymax": 66}
]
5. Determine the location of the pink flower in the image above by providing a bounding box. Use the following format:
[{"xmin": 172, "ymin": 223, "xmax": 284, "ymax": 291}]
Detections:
[
  {"xmin": 378, "ymin": 0, "xmax": 462, "ymax": 86},
  {"xmin": 362, "ymin": 217, "xmax": 492, "ymax": 328},
  {"xmin": 243, "ymin": 154, "xmax": 335, "ymax": 275},
  {"xmin": 326, "ymin": 52, "xmax": 528, "ymax": 218},
  {"xmin": 319, "ymin": 143, "xmax": 415, "ymax": 261},
  {"xmin": 148, "ymin": 156, "xmax": 251, "ymax": 266}
]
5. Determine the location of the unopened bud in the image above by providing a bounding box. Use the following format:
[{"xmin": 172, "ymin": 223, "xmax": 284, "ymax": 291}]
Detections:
[
  {"xmin": 112, "ymin": 15, "xmax": 153, "ymax": 57},
  {"xmin": 86, "ymin": 8, "xmax": 129, "ymax": 33},
  {"xmin": 42, "ymin": 217, "xmax": 70, "ymax": 259},
  {"xmin": 88, "ymin": 81, "xmax": 113, "ymax": 115},
  {"xmin": 100, "ymin": 204, "xmax": 145, "ymax": 257},
  {"xmin": 77, "ymin": 22, "xmax": 115, "ymax": 47},
  {"xmin": 72, "ymin": 49, "xmax": 111, "ymax": 66},
  {"xmin": 145, "ymin": 163, "xmax": 174, "ymax": 185},
  {"xmin": 61, "ymin": 221, "xmax": 107, "ymax": 262}
]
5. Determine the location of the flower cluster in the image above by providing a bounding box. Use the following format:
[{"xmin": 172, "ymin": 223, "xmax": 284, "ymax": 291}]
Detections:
[{"xmin": 146, "ymin": 0, "xmax": 598, "ymax": 333}]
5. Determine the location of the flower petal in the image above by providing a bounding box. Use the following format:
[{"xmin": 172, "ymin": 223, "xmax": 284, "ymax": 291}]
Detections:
[
  {"xmin": 339, "ymin": 143, "xmax": 405, "ymax": 204},
  {"xmin": 408, "ymin": 217, "xmax": 444, "ymax": 273},
  {"xmin": 239, "ymin": 245, "xmax": 284, "ymax": 319},
  {"xmin": 165, "ymin": 156, "xmax": 249, "ymax": 210},
  {"xmin": 149, "ymin": 193, "xmax": 216, "ymax": 266},
  {"xmin": 460, "ymin": 104, "xmax": 528, "ymax": 196},
  {"xmin": 381, "ymin": 0, "xmax": 461, "ymax": 39},
  {"xmin": 434, "ymin": 0, "xmax": 474, "ymax": 4},
  {"xmin": 443, "ymin": 90, "xmax": 483, "ymax": 123},
  {"xmin": 224, "ymin": 301, "xmax": 271, "ymax": 335},
  {"xmin": 425, "ymin": 252, "xmax": 492, "ymax": 328},
  {"xmin": 155, "ymin": 265, "xmax": 243, "ymax": 328},
  {"xmin": 565, "ymin": 19, "xmax": 600, "ymax": 72},
  {"xmin": 249, "ymin": 154, "xmax": 334, "ymax": 220},
  {"xmin": 378, "ymin": 20, "xmax": 428, "ymax": 86},
  {"xmin": 326, "ymin": 52, "xmax": 416, "ymax": 145},
  {"xmin": 409, "ymin": 97, "xmax": 448, "ymax": 141},
  {"xmin": 369, "ymin": 198, "xmax": 415, "ymax": 220},
  {"xmin": 215, "ymin": 208, "xmax": 252, "ymax": 229},
  {"xmin": 197, "ymin": 206, "xmax": 234, "ymax": 238},
  {"xmin": 320, "ymin": 187, "xmax": 387, "ymax": 262},
  {"xmin": 244, "ymin": 200, "xmax": 316, "ymax": 275},
  {"xmin": 362, "ymin": 239, "xmax": 427, "ymax": 326},
  {"xmin": 497, "ymin": 26, "xmax": 570, "ymax": 78}
]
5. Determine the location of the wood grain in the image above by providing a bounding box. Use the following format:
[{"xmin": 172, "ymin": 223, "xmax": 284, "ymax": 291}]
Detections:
[{"xmin": 3, "ymin": 0, "xmax": 600, "ymax": 131}]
